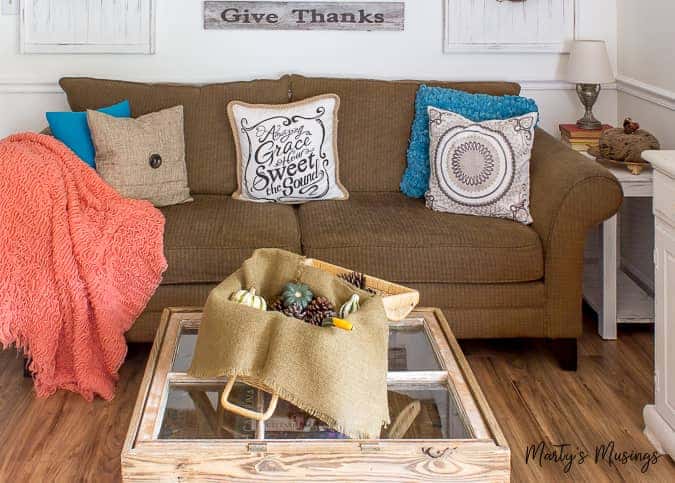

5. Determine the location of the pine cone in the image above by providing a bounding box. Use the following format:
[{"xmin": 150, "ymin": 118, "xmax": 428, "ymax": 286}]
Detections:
[
  {"xmin": 268, "ymin": 297, "xmax": 284, "ymax": 312},
  {"xmin": 306, "ymin": 308, "xmax": 337, "ymax": 327},
  {"xmin": 339, "ymin": 271, "xmax": 366, "ymax": 289},
  {"xmin": 281, "ymin": 303, "xmax": 306, "ymax": 320},
  {"xmin": 304, "ymin": 296, "xmax": 337, "ymax": 326},
  {"xmin": 338, "ymin": 271, "xmax": 377, "ymax": 294}
]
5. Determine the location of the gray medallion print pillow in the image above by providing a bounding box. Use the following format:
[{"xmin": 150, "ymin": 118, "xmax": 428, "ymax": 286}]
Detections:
[
  {"xmin": 228, "ymin": 94, "xmax": 348, "ymax": 203},
  {"xmin": 425, "ymin": 107, "xmax": 538, "ymax": 224}
]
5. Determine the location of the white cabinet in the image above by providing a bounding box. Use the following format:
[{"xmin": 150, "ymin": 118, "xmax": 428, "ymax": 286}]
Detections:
[{"xmin": 642, "ymin": 151, "xmax": 675, "ymax": 458}]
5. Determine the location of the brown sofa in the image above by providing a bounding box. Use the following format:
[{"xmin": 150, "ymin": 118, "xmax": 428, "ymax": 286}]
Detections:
[{"xmin": 58, "ymin": 75, "xmax": 623, "ymax": 369}]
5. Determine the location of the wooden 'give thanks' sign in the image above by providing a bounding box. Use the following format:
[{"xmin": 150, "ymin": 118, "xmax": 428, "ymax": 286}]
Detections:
[{"xmin": 204, "ymin": 1, "xmax": 404, "ymax": 31}]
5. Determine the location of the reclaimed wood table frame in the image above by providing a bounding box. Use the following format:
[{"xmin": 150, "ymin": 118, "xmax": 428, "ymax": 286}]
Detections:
[{"xmin": 121, "ymin": 307, "xmax": 510, "ymax": 482}]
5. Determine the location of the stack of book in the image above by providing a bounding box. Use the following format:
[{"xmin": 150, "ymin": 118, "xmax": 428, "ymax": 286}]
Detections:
[{"xmin": 559, "ymin": 123, "xmax": 612, "ymax": 152}]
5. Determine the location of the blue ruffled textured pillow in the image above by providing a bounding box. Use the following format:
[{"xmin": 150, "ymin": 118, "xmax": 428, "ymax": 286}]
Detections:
[{"xmin": 400, "ymin": 86, "xmax": 539, "ymax": 198}]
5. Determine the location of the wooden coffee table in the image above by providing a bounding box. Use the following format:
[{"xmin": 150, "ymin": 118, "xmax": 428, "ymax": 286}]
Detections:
[{"xmin": 122, "ymin": 307, "xmax": 510, "ymax": 482}]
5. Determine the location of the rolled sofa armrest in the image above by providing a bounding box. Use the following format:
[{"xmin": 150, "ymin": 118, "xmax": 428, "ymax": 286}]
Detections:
[{"xmin": 529, "ymin": 128, "xmax": 623, "ymax": 338}]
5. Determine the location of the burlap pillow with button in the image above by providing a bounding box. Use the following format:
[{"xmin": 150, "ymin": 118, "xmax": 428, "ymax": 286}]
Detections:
[{"xmin": 87, "ymin": 105, "xmax": 192, "ymax": 207}]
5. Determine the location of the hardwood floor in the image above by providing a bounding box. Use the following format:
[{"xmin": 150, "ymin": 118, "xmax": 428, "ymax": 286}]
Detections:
[
  {"xmin": 462, "ymin": 309, "xmax": 675, "ymax": 482},
  {"xmin": 0, "ymin": 344, "xmax": 149, "ymax": 482},
  {"xmin": 0, "ymin": 311, "xmax": 673, "ymax": 482}
]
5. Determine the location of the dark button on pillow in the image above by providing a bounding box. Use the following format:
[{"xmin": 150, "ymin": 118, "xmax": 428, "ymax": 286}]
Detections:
[{"xmin": 149, "ymin": 153, "xmax": 162, "ymax": 169}]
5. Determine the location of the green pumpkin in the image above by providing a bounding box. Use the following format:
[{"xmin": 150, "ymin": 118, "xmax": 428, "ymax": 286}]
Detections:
[
  {"xmin": 339, "ymin": 294, "xmax": 360, "ymax": 318},
  {"xmin": 230, "ymin": 287, "xmax": 267, "ymax": 311},
  {"xmin": 281, "ymin": 282, "xmax": 314, "ymax": 309}
]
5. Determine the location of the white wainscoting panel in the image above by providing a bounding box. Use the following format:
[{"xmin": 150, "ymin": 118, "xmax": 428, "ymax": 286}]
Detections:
[
  {"xmin": 20, "ymin": 0, "xmax": 155, "ymax": 54},
  {"xmin": 444, "ymin": 0, "xmax": 578, "ymax": 53}
]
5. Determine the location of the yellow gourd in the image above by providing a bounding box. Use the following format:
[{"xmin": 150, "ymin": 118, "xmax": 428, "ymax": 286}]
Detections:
[{"xmin": 321, "ymin": 317, "xmax": 353, "ymax": 331}]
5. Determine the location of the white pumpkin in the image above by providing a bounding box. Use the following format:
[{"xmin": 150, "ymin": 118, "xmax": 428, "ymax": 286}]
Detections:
[
  {"xmin": 230, "ymin": 287, "xmax": 267, "ymax": 311},
  {"xmin": 339, "ymin": 294, "xmax": 360, "ymax": 318}
]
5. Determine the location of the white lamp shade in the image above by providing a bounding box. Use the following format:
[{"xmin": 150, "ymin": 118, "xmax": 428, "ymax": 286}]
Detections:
[{"xmin": 566, "ymin": 40, "xmax": 614, "ymax": 84}]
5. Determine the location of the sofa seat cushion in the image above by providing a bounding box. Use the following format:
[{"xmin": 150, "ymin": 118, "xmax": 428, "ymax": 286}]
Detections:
[
  {"xmin": 298, "ymin": 193, "xmax": 543, "ymax": 284},
  {"xmin": 161, "ymin": 195, "xmax": 301, "ymax": 284}
]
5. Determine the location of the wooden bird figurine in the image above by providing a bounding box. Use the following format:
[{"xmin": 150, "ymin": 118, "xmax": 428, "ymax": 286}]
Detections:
[{"xmin": 623, "ymin": 117, "xmax": 640, "ymax": 135}]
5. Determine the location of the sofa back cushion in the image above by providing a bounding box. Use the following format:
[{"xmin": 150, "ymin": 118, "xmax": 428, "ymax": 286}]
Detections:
[
  {"xmin": 59, "ymin": 77, "xmax": 291, "ymax": 195},
  {"xmin": 289, "ymin": 75, "xmax": 521, "ymax": 192}
]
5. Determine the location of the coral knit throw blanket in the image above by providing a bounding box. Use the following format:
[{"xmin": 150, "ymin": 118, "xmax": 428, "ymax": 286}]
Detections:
[{"xmin": 0, "ymin": 133, "xmax": 167, "ymax": 400}]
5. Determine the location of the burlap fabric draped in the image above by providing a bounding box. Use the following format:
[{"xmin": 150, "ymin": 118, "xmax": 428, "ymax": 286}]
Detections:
[{"xmin": 188, "ymin": 248, "xmax": 390, "ymax": 439}]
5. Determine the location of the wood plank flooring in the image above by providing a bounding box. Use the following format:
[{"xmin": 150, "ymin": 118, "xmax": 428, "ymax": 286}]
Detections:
[
  {"xmin": 461, "ymin": 309, "xmax": 675, "ymax": 482},
  {"xmin": 0, "ymin": 312, "xmax": 673, "ymax": 482}
]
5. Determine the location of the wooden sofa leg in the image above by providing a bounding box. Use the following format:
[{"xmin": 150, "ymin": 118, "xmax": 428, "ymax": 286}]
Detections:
[{"xmin": 551, "ymin": 338, "xmax": 578, "ymax": 371}]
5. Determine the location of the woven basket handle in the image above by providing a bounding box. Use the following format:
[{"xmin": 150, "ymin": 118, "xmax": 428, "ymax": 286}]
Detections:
[{"xmin": 220, "ymin": 376, "xmax": 279, "ymax": 421}]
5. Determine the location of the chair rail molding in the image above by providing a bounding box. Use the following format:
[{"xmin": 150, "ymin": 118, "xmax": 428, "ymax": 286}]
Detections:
[
  {"xmin": 0, "ymin": 80, "xmax": 62, "ymax": 94},
  {"xmin": 0, "ymin": 78, "xmax": 617, "ymax": 94},
  {"xmin": 616, "ymin": 75, "xmax": 675, "ymax": 111},
  {"xmin": 519, "ymin": 80, "xmax": 617, "ymax": 91}
]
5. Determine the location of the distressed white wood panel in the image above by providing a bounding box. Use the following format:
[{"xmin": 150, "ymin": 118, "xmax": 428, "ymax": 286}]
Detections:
[
  {"xmin": 20, "ymin": 0, "xmax": 155, "ymax": 54},
  {"xmin": 2, "ymin": 0, "xmax": 20, "ymax": 15},
  {"xmin": 444, "ymin": 0, "xmax": 577, "ymax": 53}
]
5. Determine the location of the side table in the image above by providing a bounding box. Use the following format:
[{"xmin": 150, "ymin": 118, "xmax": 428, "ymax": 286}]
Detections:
[{"xmin": 581, "ymin": 153, "xmax": 655, "ymax": 340}]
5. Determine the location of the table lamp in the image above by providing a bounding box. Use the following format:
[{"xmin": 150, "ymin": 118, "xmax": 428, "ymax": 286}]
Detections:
[{"xmin": 566, "ymin": 40, "xmax": 614, "ymax": 130}]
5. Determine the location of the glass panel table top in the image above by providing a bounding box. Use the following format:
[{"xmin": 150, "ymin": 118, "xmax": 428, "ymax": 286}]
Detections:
[
  {"xmin": 159, "ymin": 382, "xmax": 468, "ymax": 440},
  {"xmin": 161, "ymin": 317, "xmax": 470, "ymax": 441},
  {"xmin": 171, "ymin": 323, "xmax": 442, "ymax": 373}
]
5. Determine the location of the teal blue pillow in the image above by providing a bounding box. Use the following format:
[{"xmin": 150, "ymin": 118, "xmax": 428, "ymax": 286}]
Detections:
[
  {"xmin": 400, "ymin": 86, "xmax": 538, "ymax": 198},
  {"xmin": 46, "ymin": 100, "xmax": 131, "ymax": 167}
]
